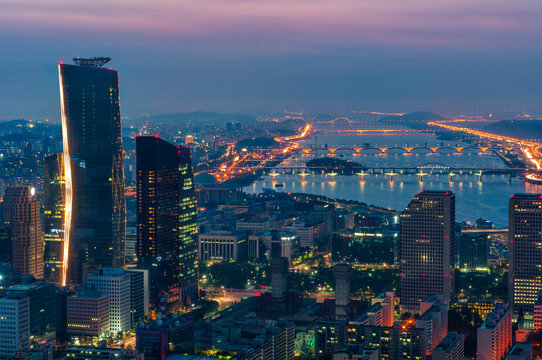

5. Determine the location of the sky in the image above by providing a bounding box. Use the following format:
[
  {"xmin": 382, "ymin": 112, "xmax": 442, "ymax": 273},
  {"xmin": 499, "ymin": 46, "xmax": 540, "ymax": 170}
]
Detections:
[{"xmin": 1, "ymin": 0, "xmax": 542, "ymax": 119}]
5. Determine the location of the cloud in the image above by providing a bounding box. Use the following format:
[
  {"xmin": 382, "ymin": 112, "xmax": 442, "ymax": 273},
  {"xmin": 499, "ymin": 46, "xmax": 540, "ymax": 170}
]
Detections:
[{"xmin": 2, "ymin": 0, "xmax": 542, "ymax": 53}]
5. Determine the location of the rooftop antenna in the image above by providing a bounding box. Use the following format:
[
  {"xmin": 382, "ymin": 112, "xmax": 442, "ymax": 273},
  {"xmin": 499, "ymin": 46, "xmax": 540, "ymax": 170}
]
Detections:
[{"xmin": 72, "ymin": 57, "xmax": 111, "ymax": 68}]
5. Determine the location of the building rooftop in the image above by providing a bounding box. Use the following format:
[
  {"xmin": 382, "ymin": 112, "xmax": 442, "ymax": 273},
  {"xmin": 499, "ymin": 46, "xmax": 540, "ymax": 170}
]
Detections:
[{"xmin": 434, "ymin": 332, "xmax": 463, "ymax": 352}]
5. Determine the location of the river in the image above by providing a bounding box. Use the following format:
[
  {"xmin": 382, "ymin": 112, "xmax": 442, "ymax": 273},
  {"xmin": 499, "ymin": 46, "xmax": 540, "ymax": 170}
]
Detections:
[{"xmin": 244, "ymin": 131, "xmax": 542, "ymax": 227}]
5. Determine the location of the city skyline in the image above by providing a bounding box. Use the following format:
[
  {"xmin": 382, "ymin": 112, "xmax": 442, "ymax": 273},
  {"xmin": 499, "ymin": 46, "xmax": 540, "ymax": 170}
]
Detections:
[
  {"xmin": 1, "ymin": 0, "xmax": 542, "ymax": 119},
  {"xmin": 3, "ymin": 2, "xmax": 542, "ymax": 358}
]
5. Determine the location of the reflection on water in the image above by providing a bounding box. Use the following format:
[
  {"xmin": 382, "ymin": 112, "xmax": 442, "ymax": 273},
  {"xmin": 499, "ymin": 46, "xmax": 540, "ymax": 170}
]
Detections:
[
  {"xmin": 243, "ymin": 133, "xmax": 542, "ymax": 227},
  {"xmin": 245, "ymin": 173, "xmax": 542, "ymax": 227}
]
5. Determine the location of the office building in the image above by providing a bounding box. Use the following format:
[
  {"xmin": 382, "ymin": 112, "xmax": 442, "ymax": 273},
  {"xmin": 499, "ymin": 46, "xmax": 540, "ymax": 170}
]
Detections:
[
  {"xmin": 0, "ymin": 296, "xmax": 30, "ymax": 357},
  {"xmin": 432, "ymin": 332, "xmax": 464, "ymax": 360},
  {"xmin": 87, "ymin": 268, "xmax": 131, "ymax": 332},
  {"xmin": 58, "ymin": 57, "xmax": 126, "ymax": 285},
  {"xmin": 125, "ymin": 268, "xmax": 149, "ymax": 325},
  {"xmin": 3, "ymin": 185, "xmax": 44, "ymax": 279},
  {"xmin": 400, "ymin": 190, "xmax": 455, "ymax": 313},
  {"xmin": 7, "ymin": 279, "xmax": 57, "ymax": 339},
  {"xmin": 125, "ymin": 226, "xmax": 137, "ymax": 265},
  {"xmin": 331, "ymin": 229, "xmax": 397, "ymax": 265},
  {"xmin": 285, "ymin": 221, "xmax": 322, "ymax": 248},
  {"xmin": 315, "ymin": 320, "xmax": 347, "ymax": 358},
  {"xmin": 458, "ymin": 233, "xmax": 490, "ymax": 269},
  {"xmin": 508, "ymin": 193, "xmax": 542, "ymax": 314},
  {"xmin": 43, "ymin": 153, "xmax": 65, "ymax": 284},
  {"xmin": 271, "ymin": 257, "xmax": 289, "ymax": 299},
  {"xmin": 136, "ymin": 135, "xmax": 198, "ymax": 309},
  {"xmin": 240, "ymin": 320, "xmax": 295, "ymax": 360},
  {"xmin": 334, "ymin": 263, "xmax": 352, "ymax": 320},
  {"xmin": 477, "ymin": 304, "xmax": 512, "ymax": 360},
  {"xmin": 67, "ymin": 288, "xmax": 109, "ymax": 337},
  {"xmin": 198, "ymin": 231, "xmax": 247, "ymax": 262},
  {"xmin": 236, "ymin": 218, "xmax": 271, "ymax": 235},
  {"xmin": 135, "ymin": 316, "xmax": 194, "ymax": 360}
]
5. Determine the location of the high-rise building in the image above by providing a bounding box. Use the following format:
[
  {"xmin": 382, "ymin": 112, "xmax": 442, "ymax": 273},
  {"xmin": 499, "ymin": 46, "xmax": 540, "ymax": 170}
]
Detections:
[
  {"xmin": 508, "ymin": 193, "xmax": 542, "ymax": 315},
  {"xmin": 7, "ymin": 279, "xmax": 58, "ymax": 339},
  {"xmin": 458, "ymin": 233, "xmax": 490, "ymax": 270},
  {"xmin": 136, "ymin": 135, "xmax": 198, "ymax": 309},
  {"xmin": 432, "ymin": 332, "xmax": 464, "ymax": 360},
  {"xmin": 334, "ymin": 263, "xmax": 352, "ymax": 320},
  {"xmin": 43, "ymin": 153, "xmax": 65, "ymax": 284},
  {"xmin": 400, "ymin": 190, "xmax": 455, "ymax": 313},
  {"xmin": 125, "ymin": 269, "xmax": 149, "ymax": 325},
  {"xmin": 3, "ymin": 185, "xmax": 44, "ymax": 279},
  {"xmin": 0, "ymin": 296, "xmax": 30, "ymax": 357},
  {"xmin": 270, "ymin": 257, "xmax": 289, "ymax": 299},
  {"xmin": 58, "ymin": 57, "xmax": 126, "ymax": 285},
  {"xmin": 477, "ymin": 304, "xmax": 512, "ymax": 360},
  {"xmin": 67, "ymin": 288, "xmax": 109, "ymax": 337},
  {"xmin": 87, "ymin": 268, "xmax": 131, "ymax": 332}
]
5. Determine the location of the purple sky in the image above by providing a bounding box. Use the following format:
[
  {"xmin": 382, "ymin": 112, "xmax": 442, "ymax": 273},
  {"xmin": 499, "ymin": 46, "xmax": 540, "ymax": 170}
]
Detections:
[{"xmin": 2, "ymin": 0, "xmax": 542, "ymax": 119}]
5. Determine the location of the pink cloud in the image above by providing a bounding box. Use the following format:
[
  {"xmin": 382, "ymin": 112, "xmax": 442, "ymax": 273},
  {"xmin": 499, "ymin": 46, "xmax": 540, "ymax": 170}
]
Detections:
[{"xmin": 2, "ymin": 0, "xmax": 542, "ymax": 52}]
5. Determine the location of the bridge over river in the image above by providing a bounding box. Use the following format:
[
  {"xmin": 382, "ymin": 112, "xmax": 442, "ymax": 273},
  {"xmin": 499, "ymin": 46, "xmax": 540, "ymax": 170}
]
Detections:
[{"xmin": 233, "ymin": 162, "xmax": 527, "ymax": 182}]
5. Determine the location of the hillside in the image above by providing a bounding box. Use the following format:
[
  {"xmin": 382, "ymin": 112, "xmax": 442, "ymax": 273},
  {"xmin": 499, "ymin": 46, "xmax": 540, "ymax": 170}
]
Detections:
[
  {"xmin": 131, "ymin": 111, "xmax": 256, "ymax": 125},
  {"xmin": 483, "ymin": 120, "xmax": 542, "ymax": 141}
]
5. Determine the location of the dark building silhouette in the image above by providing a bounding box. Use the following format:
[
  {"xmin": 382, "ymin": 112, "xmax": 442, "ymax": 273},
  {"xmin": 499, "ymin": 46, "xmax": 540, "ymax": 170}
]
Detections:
[
  {"xmin": 43, "ymin": 153, "xmax": 65, "ymax": 284},
  {"xmin": 0, "ymin": 228, "xmax": 11, "ymax": 264},
  {"xmin": 58, "ymin": 58, "xmax": 126, "ymax": 285},
  {"xmin": 136, "ymin": 136, "xmax": 198, "ymax": 310},
  {"xmin": 509, "ymin": 193, "xmax": 542, "ymax": 315},
  {"xmin": 458, "ymin": 233, "xmax": 490, "ymax": 270},
  {"xmin": 400, "ymin": 190, "xmax": 455, "ymax": 313}
]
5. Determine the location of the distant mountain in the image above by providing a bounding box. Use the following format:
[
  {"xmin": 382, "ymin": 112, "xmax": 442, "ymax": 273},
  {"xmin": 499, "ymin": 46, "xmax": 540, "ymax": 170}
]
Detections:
[
  {"xmin": 379, "ymin": 111, "xmax": 446, "ymax": 123},
  {"xmin": 483, "ymin": 120, "xmax": 542, "ymax": 141},
  {"xmin": 131, "ymin": 111, "xmax": 256, "ymax": 125}
]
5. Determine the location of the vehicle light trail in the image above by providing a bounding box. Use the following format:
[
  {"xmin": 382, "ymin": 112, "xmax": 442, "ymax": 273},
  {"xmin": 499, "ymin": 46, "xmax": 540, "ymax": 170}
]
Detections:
[
  {"xmin": 59, "ymin": 65, "xmax": 73, "ymax": 287},
  {"xmin": 275, "ymin": 124, "xmax": 312, "ymax": 142},
  {"xmin": 427, "ymin": 121, "xmax": 541, "ymax": 148}
]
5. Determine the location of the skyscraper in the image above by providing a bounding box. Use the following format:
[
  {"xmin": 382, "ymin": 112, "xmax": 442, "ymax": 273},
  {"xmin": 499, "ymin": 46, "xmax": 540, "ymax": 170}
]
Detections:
[
  {"xmin": 58, "ymin": 57, "xmax": 126, "ymax": 285},
  {"xmin": 508, "ymin": 193, "xmax": 542, "ymax": 315},
  {"xmin": 2, "ymin": 185, "xmax": 44, "ymax": 279},
  {"xmin": 43, "ymin": 153, "xmax": 65, "ymax": 284},
  {"xmin": 136, "ymin": 136, "xmax": 198, "ymax": 310},
  {"xmin": 333, "ymin": 263, "xmax": 351, "ymax": 320},
  {"xmin": 400, "ymin": 190, "xmax": 455, "ymax": 313}
]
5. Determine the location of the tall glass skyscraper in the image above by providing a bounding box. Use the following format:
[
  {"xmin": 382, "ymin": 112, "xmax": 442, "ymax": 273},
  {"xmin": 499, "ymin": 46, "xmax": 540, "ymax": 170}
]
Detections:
[
  {"xmin": 43, "ymin": 153, "xmax": 65, "ymax": 284},
  {"xmin": 58, "ymin": 57, "xmax": 126, "ymax": 285},
  {"xmin": 137, "ymin": 136, "xmax": 198, "ymax": 310},
  {"xmin": 508, "ymin": 193, "xmax": 542, "ymax": 315},
  {"xmin": 400, "ymin": 190, "xmax": 455, "ymax": 313}
]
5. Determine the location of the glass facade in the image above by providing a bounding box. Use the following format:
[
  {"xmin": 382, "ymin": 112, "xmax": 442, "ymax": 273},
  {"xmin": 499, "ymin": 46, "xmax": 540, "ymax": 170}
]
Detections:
[
  {"xmin": 136, "ymin": 136, "xmax": 198, "ymax": 310},
  {"xmin": 43, "ymin": 153, "xmax": 65, "ymax": 284},
  {"xmin": 508, "ymin": 193, "xmax": 542, "ymax": 315},
  {"xmin": 58, "ymin": 63, "xmax": 126, "ymax": 285}
]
